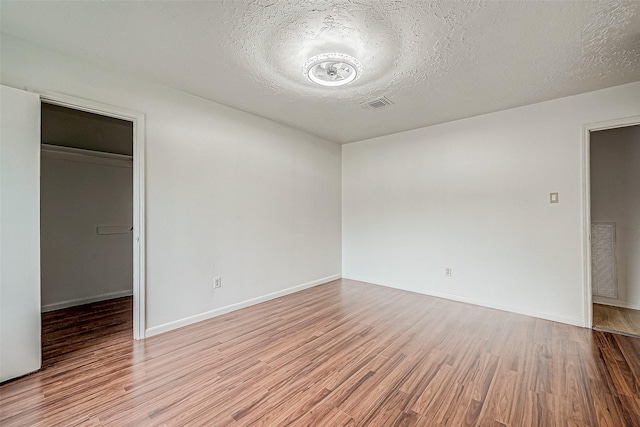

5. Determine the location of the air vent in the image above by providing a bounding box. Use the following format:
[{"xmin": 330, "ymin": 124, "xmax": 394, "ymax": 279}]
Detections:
[{"xmin": 361, "ymin": 96, "xmax": 394, "ymax": 110}]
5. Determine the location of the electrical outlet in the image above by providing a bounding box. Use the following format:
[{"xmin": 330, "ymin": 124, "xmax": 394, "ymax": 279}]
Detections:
[
  {"xmin": 445, "ymin": 267, "xmax": 452, "ymax": 277},
  {"xmin": 214, "ymin": 277, "xmax": 222, "ymax": 288}
]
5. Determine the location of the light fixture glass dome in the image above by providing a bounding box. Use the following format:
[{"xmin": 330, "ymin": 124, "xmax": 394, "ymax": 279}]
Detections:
[{"xmin": 303, "ymin": 53, "xmax": 363, "ymax": 87}]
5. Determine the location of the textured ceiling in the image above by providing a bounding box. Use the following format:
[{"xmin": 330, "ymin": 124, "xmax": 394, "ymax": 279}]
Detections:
[{"xmin": 2, "ymin": 1, "xmax": 639, "ymax": 144}]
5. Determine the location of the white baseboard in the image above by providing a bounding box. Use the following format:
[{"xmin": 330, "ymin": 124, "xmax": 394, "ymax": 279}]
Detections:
[
  {"xmin": 41, "ymin": 289, "xmax": 133, "ymax": 312},
  {"xmin": 342, "ymin": 275, "xmax": 584, "ymax": 327},
  {"xmin": 145, "ymin": 274, "xmax": 342, "ymax": 338},
  {"xmin": 593, "ymin": 298, "xmax": 640, "ymax": 311}
]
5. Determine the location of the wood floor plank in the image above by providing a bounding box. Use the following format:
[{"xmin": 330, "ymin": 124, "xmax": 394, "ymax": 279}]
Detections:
[
  {"xmin": 594, "ymin": 304, "xmax": 640, "ymax": 336},
  {"xmin": 3, "ymin": 279, "xmax": 640, "ymax": 426}
]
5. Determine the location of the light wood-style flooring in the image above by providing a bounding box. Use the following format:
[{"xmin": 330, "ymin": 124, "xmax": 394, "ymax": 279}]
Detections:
[
  {"xmin": 593, "ymin": 303, "xmax": 640, "ymax": 337},
  {"xmin": 2, "ymin": 279, "xmax": 640, "ymax": 426}
]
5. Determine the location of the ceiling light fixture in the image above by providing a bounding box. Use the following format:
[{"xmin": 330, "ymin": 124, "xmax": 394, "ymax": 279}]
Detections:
[{"xmin": 303, "ymin": 53, "xmax": 363, "ymax": 87}]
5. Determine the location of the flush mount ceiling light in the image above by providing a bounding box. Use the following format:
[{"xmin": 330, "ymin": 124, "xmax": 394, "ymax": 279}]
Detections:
[{"xmin": 303, "ymin": 53, "xmax": 363, "ymax": 87}]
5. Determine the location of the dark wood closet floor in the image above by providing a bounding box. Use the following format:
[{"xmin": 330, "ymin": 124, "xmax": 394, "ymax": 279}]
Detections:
[
  {"xmin": 40, "ymin": 296, "xmax": 133, "ymax": 368},
  {"xmin": 2, "ymin": 280, "xmax": 640, "ymax": 426}
]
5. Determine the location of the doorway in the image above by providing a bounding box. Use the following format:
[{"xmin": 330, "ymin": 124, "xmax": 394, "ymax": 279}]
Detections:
[
  {"xmin": 40, "ymin": 93, "xmax": 146, "ymax": 341},
  {"xmin": 0, "ymin": 87, "xmax": 146, "ymax": 383},
  {"xmin": 586, "ymin": 121, "xmax": 640, "ymax": 336},
  {"xmin": 40, "ymin": 103, "xmax": 135, "ymax": 365}
]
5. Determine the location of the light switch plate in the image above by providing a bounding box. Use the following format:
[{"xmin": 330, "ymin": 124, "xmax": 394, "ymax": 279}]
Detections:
[{"xmin": 550, "ymin": 192, "xmax": 559, "ymax": 203}]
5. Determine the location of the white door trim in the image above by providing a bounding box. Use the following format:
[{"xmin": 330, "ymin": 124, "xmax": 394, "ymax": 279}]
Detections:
[
  {"xmin": 38, "ymin": 91, "xmax": 147, "ymax": 339},
  {"xmin": 582, "ymin": 115, "xmax": 640, "ymax": 329}
]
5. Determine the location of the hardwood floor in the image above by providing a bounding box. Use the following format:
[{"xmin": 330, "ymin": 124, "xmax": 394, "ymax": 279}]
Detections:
[
  {"xmin": 40, "ymin": 296, "xmax": 133, "ymax": 368},
  {"xmin": 593, "ymin": 303, "xmax": 640, "ymax": 337},
  {"xmin": 2, "ymin": 279, "xmax": 640, "ymax": 426}
]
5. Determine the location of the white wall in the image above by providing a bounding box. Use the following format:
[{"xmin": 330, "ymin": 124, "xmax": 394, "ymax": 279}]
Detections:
[
  {"xmin": 0, "ymin": 34, "xmax": 342, "ymax": 335},
  {"xmin": 40, "ymin": 151, "xmax": 133, "ymax": 311},
  {"xmin": 1, "ymin": 85, "xmax": 41, "ymax": 381},
  {"xmin": 591, "ymin": 125, "xmax": 640, "ymax": 310},
  {"xmin": 343, "ymin": 81, "xmax": 640, "ymax": 326}
]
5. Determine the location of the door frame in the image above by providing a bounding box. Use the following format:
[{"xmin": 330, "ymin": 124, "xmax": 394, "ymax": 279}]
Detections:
[
  {"xmin": 39, "ymin": 91, "xmax": 147, "ymax": 339},
  {"xmin": 582, "ymin": 115, "xmax": 640, "ymax": 329}
]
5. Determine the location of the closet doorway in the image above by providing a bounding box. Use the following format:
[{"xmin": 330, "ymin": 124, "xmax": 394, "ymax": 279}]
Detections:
[
  {"xmin": 40, "ymin": 102, "xmax": 137, "ymax": 365},
  {"xmin": 588, "ymin": 122, "xmax": 640, "ymax": 336}
]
